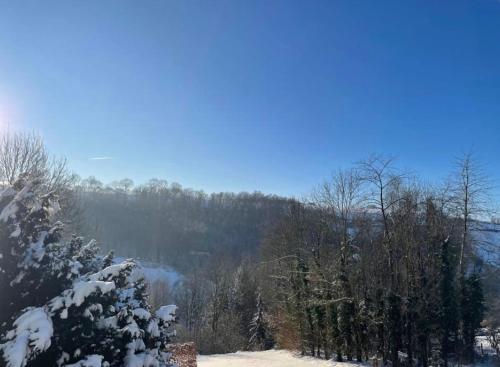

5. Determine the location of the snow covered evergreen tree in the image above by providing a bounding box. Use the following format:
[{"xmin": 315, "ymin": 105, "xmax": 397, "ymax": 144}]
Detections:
[
  {"xmin": 248, "ymin": 293, "xmax": 273, "ymax": 351},
  {"xmin": 0, "ymin": 179, "xmax": 176, "ymax": 367}
]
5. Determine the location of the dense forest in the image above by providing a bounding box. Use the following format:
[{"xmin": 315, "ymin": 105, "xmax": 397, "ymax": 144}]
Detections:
[{"xmin": 1, "ymin": 133, "xmax": 499, "ymax": 366}]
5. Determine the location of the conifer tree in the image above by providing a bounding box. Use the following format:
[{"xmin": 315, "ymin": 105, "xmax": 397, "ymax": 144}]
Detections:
[
  {"xmin": 0, "ymin": 179, "xmax": 177, "ymax": 367},
  {"xmin": 249, "ymin": 293, "xmax": 273, "ymax": 351},
  {"xmin": 460, "ymin": 271, "xmax": 485, "ymax": 363},
  {"xmin": 439, "ymin": 239, "xmax": 458, "ymax": 366},
  {"xmin": 356, "ymin": 298, "xmax": 371, "ymax": 361},
  {"xmin": 337, "ymin": 244, "xmax": 354, "ymax": 361},
  {"xmin": 328, "ymin": 303, "xmax": 343, "ymax": 361},
  {"xmin": 300, "ymin": 260, "xmax": 316, "ymax": 356},
  {"xmin": 0, "ymin": 178, "xmax": 67, "ymax": 328},
  {"xmin": 387, "ymin": 292, "xmax": 403, "ymax": 367},
  {"xmin": 232, "ymin": 263, "xmax": 258, "ymax": 343},
  {"xmin": 313, "ymin": 301, "xmax": 327, "ymax": 359}
]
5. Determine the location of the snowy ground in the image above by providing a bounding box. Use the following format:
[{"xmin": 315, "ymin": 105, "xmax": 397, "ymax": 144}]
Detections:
[
  {"xmin": 198, "ymin": 350, "xmax": 364, "ymax": 367},
  {"xmin": 198, "ymin": 349, "xmax": 499, "ymax": 367}
]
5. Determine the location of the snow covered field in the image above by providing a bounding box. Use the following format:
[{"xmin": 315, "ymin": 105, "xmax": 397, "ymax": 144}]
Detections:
[{"xmin": 198, "ymin": 350, "xmax": 363, "ymax": 367}]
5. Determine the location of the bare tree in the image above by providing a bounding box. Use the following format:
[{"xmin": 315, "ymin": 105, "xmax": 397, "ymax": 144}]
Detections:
[
  {"xmin": 357, "ymin": 155, "xmax": 406, "ymax": 288},
  {"xmin": 0, "ymin": 132, "xmax": 46, "ymax": 184},
  {"xmin": 313, "ymin": 168, "xmax": 362, "ymax": 244},
  {"xmin": 451, "ymin": 152, "xmax": 492, "ymax": 274},
  {"xmin": 357, "ymin": 155, "xmax": 406, "ymax": 239},
  {"xmin": 0, "ymin": 132, "xmax": 80, "ymax": 230},
  {"xmin": 0, "ymin": 132, "xmax": 76, "ymax": 190}
]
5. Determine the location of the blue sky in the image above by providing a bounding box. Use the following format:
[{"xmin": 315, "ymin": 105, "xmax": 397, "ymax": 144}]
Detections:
[{"xmin": 0, "ymin": 0, "xmax": 499, "ymax": 197}]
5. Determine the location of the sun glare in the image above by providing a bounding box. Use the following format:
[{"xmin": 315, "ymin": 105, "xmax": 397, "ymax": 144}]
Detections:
[{"xmin": 0, "ymin": 95, "xmax": 18, "ymax": 131}]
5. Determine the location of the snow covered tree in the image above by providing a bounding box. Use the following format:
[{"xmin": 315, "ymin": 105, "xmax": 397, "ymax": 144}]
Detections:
[
  {"xmin": 232, "ymin": 263, "xmax": 258, "ymax": 343},
  {"xmin": 0, "ymin": 179, "xmax": 177, "ymax": 367},
  {"xmin": 0, "ymin": 178, "xmax": 67, "ymax": 328},
  {"xmin": 248, "ymin": 293, "xmax": 273, "ymax": 351}
]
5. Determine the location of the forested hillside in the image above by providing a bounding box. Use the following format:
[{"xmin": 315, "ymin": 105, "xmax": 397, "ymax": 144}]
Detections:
[{"xmin": 77, "ymin": 178, "xmax": 293, "ymax": 271}]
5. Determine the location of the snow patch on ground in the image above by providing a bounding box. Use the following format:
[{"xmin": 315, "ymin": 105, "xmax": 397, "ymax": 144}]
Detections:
[{"xmin": 198, "ymin": 350, "xmax": 364, "ymax": 367}]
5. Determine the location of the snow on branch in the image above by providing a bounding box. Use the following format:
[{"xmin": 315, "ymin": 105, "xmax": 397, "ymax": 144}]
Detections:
[{"xmin": 0, "ymin": 307, "xmax": 53, "ymax": 367}]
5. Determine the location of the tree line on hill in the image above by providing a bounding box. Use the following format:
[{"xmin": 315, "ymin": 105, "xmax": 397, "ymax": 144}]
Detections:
[{"xmin": 75, "ymin": 177, "xmax": 292, "ymax": 273}]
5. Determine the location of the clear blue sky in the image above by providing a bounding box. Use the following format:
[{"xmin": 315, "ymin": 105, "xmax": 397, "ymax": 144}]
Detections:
[{"xmin": 0, "ymin": 0, "xmax": 498, "ymax": 197}]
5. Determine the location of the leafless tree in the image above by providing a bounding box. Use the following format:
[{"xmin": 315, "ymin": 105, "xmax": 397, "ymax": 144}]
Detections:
[
  {"xmin": 0, "ymin": 132, "xmax": 81, "ymax": 231},
  {"xmin": 313, "ymin": 168, "xmax": 363, "ymax": 244},
  {"xmin": 357, "ymin": 155, "xmax": 407, "ymax": 289},
  {"xmin": 357, "ymin": 155, "xmax": 406, "ymax": 238},
  {"xmin": 0, "ymin": 132, "xmax": 74, "ymax": 190},
  {"xmin": 451, "ymin": 152, "xmax": 492, "ymax": 274}
]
